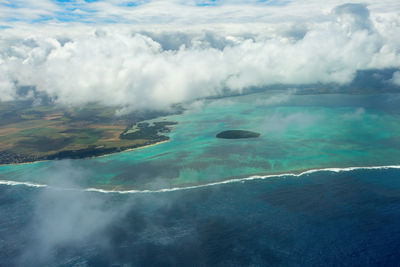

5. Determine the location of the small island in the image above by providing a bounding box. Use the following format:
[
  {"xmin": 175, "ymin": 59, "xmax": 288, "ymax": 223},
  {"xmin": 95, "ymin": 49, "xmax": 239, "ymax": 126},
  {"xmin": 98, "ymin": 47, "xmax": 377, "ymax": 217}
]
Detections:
[{"xmin": 216, "ymin": 130, "xmax": 260, "ymax": 139}]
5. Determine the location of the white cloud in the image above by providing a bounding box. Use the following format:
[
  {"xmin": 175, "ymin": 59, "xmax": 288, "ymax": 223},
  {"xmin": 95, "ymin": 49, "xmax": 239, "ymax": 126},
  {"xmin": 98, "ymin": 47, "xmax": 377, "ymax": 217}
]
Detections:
[
  {"xmin": 255, "ymin": 89, "xmax": 296, "ymax": 107},
  {"xmin": 343, "ymin": 107, "xmax": 365, "ymax": 120},
  {"xmin": 0, "ymin": 1, "xmax": 400, "ymax": 111},
  {"xmin": 391, "ymin": 71, "xmax": 400, "ymax": 86}
]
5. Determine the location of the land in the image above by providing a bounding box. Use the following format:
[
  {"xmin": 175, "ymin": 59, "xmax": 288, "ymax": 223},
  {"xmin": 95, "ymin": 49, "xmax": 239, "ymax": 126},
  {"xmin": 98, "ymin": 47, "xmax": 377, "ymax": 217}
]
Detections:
[
  {"xmin": 3, "ymin": 70, "xmax": 398, "ymax": 165},
  {"xmin": 0, "ymin": 101, "xmax": 177, "ymax": 165},
  {"xmin": 216, "ymin": 130, "xmax": 260, "ymax": 139}
]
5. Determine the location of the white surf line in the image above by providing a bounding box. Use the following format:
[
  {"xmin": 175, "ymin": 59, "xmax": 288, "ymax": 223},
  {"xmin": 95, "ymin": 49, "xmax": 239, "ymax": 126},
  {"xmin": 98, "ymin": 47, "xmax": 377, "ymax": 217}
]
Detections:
[
  {"xmin": 0, "ymin": 179, "xmax": 97, "ymax": 192},
  {"xmin": 84, "ymin": 165, "xmax": 400, "ymax": 194},
  {"xmin": 2, "ymin": 165, "xmax": 400, "ymax": 194},
  {"xmin": 0, "ymin": 180, "xmax": 48, "ymax": 188}
]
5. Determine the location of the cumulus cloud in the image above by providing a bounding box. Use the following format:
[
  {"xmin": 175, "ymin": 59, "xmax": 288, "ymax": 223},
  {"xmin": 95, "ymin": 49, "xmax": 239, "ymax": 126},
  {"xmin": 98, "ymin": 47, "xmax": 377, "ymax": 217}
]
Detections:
[
  {"xmin": 334, "ymin": 3, "xmax": 373, "ymax": 32},
  {"xmin": 0, "ymin": 1, "xmax": 400, "ymax": 111},
  {"xmin": 255, "ymin": 89, "xmax": 297, "ymax": 106},
  {"xmin": 391, "ymin": 71, "xmax": 400, "ymax": 86}
]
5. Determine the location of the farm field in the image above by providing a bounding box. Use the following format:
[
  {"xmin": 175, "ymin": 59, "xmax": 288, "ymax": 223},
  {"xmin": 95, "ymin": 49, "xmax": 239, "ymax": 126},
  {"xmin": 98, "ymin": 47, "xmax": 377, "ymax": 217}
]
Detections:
[{"xmin": 0, "ymin": 101, "xmax": 174, "ymax": 164}]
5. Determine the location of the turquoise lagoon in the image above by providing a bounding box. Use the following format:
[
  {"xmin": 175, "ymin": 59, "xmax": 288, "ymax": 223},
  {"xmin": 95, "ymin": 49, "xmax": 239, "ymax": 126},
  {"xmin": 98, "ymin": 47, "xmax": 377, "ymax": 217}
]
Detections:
[{"xmin": 1, "ymin": 92, "xmax": 400, "ymax": 190}]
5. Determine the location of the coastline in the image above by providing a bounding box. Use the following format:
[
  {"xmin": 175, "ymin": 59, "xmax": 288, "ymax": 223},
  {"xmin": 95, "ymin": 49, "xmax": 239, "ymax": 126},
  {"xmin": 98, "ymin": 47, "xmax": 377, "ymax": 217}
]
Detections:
[
  {"xmin": 94, "ymin": 139, "xmax": 170, "ymax": 159},
  {"xmin": 0, "ymin": 139, "xmax": 170, "ymax": 167}
]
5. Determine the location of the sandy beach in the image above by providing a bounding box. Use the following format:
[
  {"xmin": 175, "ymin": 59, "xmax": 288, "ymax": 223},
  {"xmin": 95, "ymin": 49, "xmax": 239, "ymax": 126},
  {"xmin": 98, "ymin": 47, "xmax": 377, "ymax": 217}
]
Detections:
[{"xmin": 0, "ymin": 139, "xmax": 171, "ymax": 166}]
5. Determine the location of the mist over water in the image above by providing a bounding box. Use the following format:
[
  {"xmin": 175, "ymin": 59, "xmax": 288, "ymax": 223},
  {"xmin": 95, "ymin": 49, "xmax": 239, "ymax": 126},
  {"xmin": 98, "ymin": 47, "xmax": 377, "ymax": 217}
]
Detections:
[{"xmin": 1, "ymin": 167, "xmax": 400, "ymax": 266}]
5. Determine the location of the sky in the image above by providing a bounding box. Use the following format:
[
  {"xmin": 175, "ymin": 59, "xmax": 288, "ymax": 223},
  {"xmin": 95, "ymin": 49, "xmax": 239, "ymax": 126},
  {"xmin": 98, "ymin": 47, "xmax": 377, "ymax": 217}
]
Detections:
[{"xmin": 0, "ymin": 0, "xmax": 400, "ymax": 111}]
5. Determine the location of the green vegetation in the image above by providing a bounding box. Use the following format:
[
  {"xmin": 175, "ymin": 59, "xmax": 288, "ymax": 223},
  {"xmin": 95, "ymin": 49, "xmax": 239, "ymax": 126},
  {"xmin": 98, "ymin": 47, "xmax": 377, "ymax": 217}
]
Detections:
[
  {"xmin": 216, "ymin": 130, "xmax": 260, "ymax": 139},
  {"xmin": 0, "ymin": 102, "xmax": 177, "ymax": 164},
  {"xmin": 121, "ymin": 121, "xmax": 177, "ymax": 140}
]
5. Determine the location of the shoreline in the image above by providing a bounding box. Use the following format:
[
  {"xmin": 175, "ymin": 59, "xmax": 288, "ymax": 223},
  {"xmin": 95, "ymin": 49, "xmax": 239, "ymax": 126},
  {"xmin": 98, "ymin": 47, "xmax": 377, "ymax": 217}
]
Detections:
[
  {"xmin": 2, "ymin": 164, "xmax": 400, "ymax": 193},
  {"xmin": 94, "ymin": 139, "xmax": 170, "ymax": 159},
  {"xmin": 0, "ymin": 139, "xmax": 170, "ymax": 167}
]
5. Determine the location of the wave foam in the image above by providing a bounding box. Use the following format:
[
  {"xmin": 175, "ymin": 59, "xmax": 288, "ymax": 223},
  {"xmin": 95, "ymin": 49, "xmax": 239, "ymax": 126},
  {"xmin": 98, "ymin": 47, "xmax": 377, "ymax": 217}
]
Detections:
[
  {"xmin": 2, "ymin": 165, "xmax": 400, "ymax": 194},
  {"xmin": 0, "ymin": 180, "xmax": 48, "ymax": 188},
  {"xmin": 85, "ymin": 165, "xmax": 400, "ymax": 194}
]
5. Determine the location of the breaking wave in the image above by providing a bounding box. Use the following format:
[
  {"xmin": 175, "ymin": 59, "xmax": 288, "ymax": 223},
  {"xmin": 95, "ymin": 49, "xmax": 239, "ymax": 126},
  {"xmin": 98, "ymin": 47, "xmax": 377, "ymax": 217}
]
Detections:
[
  {"xmin": 0, "ymin": 180, "xmax": 47, "ymax": 188},
  {"xmin": 1, "ymin": 165, "xmax": 400, "ymax": 194}
]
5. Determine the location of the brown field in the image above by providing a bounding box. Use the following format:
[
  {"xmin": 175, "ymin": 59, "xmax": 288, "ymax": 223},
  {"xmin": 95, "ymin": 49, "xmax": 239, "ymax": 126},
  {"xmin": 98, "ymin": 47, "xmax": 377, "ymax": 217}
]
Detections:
[
  {"xmin": 0, "ymin": 102, "xmax": 175, "ymax": 164},
  {"xmin": 0, "ymin": 105, "xmax": 148, "ymax": 158}
]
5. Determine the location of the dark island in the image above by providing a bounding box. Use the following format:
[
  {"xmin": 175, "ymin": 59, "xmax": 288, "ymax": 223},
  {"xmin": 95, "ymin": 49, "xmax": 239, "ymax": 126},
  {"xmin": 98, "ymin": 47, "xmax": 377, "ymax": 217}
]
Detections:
[{"xmin": 216, "ymin": 130, "xmax": 260, "ymax": 139}]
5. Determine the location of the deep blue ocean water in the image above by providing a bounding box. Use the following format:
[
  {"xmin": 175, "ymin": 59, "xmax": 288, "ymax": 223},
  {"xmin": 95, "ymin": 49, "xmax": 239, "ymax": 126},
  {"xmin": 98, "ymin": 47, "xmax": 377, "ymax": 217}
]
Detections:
[{"xmin": 1, "ymin": 168, "xmax": 400, "ymax": 266}]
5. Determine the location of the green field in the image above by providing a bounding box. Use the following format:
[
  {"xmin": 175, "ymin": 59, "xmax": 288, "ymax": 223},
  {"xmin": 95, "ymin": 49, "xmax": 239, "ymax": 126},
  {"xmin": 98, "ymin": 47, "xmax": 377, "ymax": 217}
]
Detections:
[{"xmin": 0, "ymin": 101, "xmax": 175, "ymax": 164}]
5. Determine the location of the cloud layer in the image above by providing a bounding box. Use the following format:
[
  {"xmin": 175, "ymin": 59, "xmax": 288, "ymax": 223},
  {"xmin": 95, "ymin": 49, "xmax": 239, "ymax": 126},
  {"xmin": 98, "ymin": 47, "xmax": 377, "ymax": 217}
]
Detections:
[{"xmin": 0, "ymin": 1, "xmax": 400, "ymax": 111}]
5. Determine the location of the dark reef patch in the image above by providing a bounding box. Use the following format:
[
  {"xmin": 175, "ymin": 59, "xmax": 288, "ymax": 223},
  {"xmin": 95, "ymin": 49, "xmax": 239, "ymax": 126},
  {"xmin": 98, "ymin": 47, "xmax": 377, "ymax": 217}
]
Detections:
[{"xmin": 216, "ymin": 130, "xmax": 260, "ymax": 139}]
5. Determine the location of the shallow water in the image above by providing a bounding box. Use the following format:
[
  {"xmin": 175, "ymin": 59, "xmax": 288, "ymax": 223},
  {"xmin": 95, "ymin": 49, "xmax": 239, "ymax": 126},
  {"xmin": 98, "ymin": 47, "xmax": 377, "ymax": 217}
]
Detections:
[
  {"xmin": 2, "ymin": 92, "xmax": 400, "ymax": 266},
  {"xmin": 1, "ymin": 92, "xmax": 400, "ymax": 190}
]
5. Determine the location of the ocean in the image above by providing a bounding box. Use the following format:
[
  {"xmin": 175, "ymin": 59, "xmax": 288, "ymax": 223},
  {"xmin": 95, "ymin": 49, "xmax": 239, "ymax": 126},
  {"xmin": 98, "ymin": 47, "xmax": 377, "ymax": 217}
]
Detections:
[
  {"xmin": 1, "ymin": 167, "xmax": 400, "ymax": 266},
  {"xmin": 1, "ymin": 92, "xmax": 400, "ymax": 266}
]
